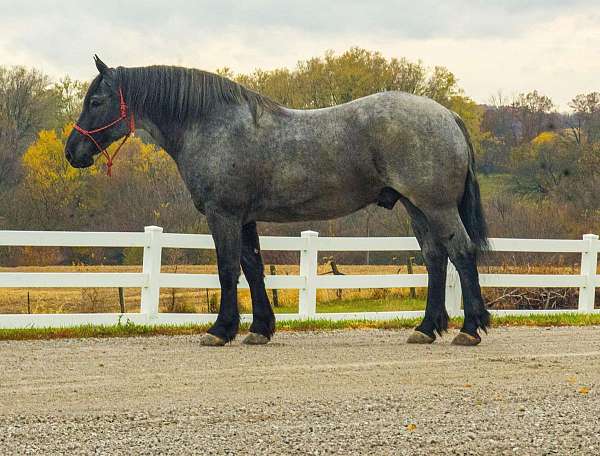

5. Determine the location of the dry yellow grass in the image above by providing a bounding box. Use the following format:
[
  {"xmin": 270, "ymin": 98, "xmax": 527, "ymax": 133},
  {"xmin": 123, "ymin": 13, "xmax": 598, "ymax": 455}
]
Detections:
[
  {"xmin": 0, "ymin": 263, "xmax": 428, "ymax": 315},
  {"xmin": 0, "ymin": 263, "xmax": 587, "ymax": 315}
]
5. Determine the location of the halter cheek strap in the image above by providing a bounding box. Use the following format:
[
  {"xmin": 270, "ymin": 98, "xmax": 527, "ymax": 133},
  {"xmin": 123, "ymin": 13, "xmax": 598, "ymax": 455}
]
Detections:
[{"xmin": 73, "ymin": 87, "xmax": 135, "ymax": 176}]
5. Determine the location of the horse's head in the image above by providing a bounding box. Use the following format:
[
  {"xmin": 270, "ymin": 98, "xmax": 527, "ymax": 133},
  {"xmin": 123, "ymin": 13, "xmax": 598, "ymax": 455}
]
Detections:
[{"xmin": 65, "ymin": 56, "xmax": 132, "ymax": 169}]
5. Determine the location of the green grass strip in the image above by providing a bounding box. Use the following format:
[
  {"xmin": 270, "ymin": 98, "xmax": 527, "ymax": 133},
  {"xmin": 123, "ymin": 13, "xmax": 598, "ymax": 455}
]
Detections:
[{"xmin": 0, "ymin": 312, "xmax": 598, "ymax": 341}]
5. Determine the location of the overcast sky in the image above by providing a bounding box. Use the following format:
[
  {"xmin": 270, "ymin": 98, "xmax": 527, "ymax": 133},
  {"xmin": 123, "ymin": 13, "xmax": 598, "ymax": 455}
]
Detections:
[{"xmin": 0, "ymin": 0, "xmax": 598, "ymax": 110}]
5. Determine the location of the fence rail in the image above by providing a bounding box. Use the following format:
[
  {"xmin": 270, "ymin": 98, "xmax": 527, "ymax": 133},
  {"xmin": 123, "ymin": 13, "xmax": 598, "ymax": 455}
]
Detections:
[{"xmin": 0, "ymin": 227, "xmax": 598, "ymax": 328}]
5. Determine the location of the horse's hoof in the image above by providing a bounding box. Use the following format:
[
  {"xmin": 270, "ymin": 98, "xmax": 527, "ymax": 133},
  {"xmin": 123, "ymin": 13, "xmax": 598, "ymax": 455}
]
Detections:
[
  {"xmin": 451, "ymin": 331, "xmax": 481, "ymax": 346},
  {"xmin": 406, "ymin": 330, "xmax": 435, "ymax": 344},
  {"xmin": 242, "ymin": 332, "xmax": 270, "ymax": 345},
  {"xmin": 199, "ymin": 333, "xmax": 226, "ymax": 346}
]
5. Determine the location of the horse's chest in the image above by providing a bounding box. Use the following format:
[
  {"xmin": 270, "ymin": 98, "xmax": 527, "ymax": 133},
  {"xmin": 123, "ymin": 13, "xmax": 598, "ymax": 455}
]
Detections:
[{"xmin": 177, "ymin": 157, "xmax": 253, "ymax": 213}]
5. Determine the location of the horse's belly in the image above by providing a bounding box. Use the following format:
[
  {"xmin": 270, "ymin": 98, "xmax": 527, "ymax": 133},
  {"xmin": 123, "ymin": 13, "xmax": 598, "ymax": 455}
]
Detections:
[{"xmin": 255, "ymin": 187, "xmax": 378, "ymax": 222}]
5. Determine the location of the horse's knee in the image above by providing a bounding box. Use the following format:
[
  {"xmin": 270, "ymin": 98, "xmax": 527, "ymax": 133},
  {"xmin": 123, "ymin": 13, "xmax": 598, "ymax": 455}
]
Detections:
[
  {"xmin": 218, "ymin": 265, "xmax": 240, "ymax": 290},
  {"xmin": 242, "ymin": 254, "xmax": 265, "ymax": 284},
  {"xmin": 421, "ymin": 244, "xmax": 447, "ymax": 269}
]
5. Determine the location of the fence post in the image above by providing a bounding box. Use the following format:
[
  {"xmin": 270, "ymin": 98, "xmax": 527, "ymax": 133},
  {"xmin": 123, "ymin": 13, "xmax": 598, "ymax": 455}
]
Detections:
[
  {"xmin": 141, "ymin": 226, "xmax": 163, "ymax": 323},
  {"xmin": 299, "ymin": 231, "xmax": 319, "ymax": 319},
  {"xmin": 445, "ymin": 260, "xmax": 462, "ymax": 317},
  {"xmin": 578, "ymin": 233, "xmax": 598, "ymax": 313}
]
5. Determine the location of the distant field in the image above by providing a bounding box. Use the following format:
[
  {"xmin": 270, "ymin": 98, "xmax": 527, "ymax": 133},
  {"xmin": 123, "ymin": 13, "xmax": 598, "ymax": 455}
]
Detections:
[
  {"xmin": 0, "ymin": 263, "xmax": 586, "ymax": 315},
  {"xmin": 0, "ymin": 264, "xmax": 428, "ymax": 315},
  {"xmin": 477, "ymin": 173, "xmax": 513, "ymax": 198}
]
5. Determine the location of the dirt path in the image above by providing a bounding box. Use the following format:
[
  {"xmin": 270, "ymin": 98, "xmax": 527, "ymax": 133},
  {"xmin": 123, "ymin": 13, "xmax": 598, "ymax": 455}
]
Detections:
[{"xmin": 1, "ymin": 327, "xmax": 599, "ymax": 455}]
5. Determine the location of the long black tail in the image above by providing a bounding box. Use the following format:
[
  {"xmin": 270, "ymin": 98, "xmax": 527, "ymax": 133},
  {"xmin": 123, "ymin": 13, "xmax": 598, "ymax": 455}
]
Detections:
[{"xmin": 452, "ymin": 112, "xmax": 489, "ymax": 252}]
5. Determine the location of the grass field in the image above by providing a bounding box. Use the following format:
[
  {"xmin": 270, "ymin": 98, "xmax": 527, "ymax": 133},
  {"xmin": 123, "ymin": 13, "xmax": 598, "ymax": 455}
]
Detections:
[
  {"xmin": 477, "ymin": 173, "xmax": 514, "ymax": 198},
  {"xmin": 0, "ymin": 263, "xmax": 431, "ymax": 315},
  {"xmin": 0, "ymin": 263, "xmax": 585, "ymax": 316},
  {"xmin": 0, "ymin": 263, "xmax": 597, "ymax": 341},
  {"xmin": 1, "ymin": 313, "xmax": 599, "ymax": 341}
]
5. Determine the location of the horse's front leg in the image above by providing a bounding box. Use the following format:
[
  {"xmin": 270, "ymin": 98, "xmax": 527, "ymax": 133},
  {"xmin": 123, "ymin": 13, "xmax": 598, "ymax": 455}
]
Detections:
[
  {"xmin": 200, "ymin": 209, "xmax": 242, "ymax": 346},
  {"xmin": 241, "ymin": 221, "xmax": 275, "ymax": 345}
]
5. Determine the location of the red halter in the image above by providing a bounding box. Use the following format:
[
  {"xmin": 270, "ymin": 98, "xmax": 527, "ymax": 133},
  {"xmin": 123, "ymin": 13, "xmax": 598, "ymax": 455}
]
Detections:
[{"xmin": 73, "ymin": 87, "xmax": 135, "ymax": 176}]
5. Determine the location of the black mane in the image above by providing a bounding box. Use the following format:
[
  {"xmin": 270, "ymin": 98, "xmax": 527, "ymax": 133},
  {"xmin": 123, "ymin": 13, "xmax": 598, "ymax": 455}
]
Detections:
[{"xmin": 115, "ymin": 65, "xmax": 282, "ymax": 124}]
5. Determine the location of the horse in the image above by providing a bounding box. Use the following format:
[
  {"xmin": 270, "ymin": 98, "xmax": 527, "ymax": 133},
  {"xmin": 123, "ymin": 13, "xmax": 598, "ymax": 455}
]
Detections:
[{"xmin": 65, "ymin": 56, "xmax": 490, "ymax": 347}]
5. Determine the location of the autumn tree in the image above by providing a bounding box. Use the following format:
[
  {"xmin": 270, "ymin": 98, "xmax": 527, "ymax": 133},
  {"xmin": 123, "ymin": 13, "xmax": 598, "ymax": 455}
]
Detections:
[
  {"xmin": 17, "ymin": 124, "xmax": 98, "ymax": 230},
  {"xmin": 509, "ymin": 131, "xmax": 578, "ymax": 196},
  {"xmin": 0, "ymin": 67, "xmax": 89, "ymax": 189},
  {"xmin": 1, "ymin": 124, "xmax": 205, "ymax": 264},
  {"xmin": 569, "ymin": 92, "xmax": 600, "ymax": 144},
  {"xmin": 235, "ymin": 48, "xmax": 464, "ymax": 109},
  {"xmin": 0, "ymin": 66, "xmax": 56, "ymax": 186},
  {"xmin": 511, "ymin": 90, "xmax": 557, "ymax": 143},
  {"xmin": 51, "ymin": 76, "xmax": 88, "ymax": 126}
]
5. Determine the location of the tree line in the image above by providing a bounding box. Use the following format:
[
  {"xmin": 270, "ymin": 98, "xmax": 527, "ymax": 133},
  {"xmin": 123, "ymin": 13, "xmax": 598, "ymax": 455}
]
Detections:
[{"xmin": 1, "ymin": 47, "xmax": 599, "ymax": 266}]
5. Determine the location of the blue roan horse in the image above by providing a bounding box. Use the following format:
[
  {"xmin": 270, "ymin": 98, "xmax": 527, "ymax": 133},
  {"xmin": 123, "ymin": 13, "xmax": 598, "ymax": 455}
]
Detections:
[{"xmin": 66, "ymin": 56, "xmax": 490, "ymax": 347}]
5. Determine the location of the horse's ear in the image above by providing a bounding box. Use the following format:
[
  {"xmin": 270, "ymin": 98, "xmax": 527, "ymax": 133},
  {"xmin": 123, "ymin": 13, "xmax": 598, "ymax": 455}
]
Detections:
[{"xmin": 94, "ymin": 54, "xmax": 109, "ymax": 75}]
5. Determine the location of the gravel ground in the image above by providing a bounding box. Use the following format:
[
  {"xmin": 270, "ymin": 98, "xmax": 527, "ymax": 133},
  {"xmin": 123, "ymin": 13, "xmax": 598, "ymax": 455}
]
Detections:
[{"xmin": 0, "ymin": 326, "xmax": 599, "ymax": 455}]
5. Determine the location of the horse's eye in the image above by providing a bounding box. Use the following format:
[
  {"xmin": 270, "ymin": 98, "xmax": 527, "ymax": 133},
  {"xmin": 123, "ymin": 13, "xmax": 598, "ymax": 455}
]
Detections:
[{"xmin": 90, "ymin": 99, "xmax": 102, "ymax": 107}]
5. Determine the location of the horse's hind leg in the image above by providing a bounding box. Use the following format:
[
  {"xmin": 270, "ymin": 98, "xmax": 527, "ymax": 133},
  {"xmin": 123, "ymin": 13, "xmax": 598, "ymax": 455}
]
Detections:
[
  {"xmin": 240, "ymin": 221, "xmax": 275, "ymax": 345},
  {"xmin": 423, "ymin": 206, "xmax": 490, "ymax": 346},
  {"xmin": 400, "ymin": 197, "xmax": 449, "ymax": 344}
]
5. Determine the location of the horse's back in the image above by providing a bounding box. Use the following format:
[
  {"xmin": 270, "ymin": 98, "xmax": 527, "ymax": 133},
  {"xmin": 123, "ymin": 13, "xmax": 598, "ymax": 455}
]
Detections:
[{"xmin": 279, "ymin": 91, "xmax": 470, "ymax": 207}]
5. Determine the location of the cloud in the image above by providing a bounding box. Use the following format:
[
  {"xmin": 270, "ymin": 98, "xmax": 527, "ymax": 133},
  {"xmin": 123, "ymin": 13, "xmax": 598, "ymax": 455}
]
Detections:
[{"xmin": 0, "ymin": 0, "xmax": 597, "ymax": 109}]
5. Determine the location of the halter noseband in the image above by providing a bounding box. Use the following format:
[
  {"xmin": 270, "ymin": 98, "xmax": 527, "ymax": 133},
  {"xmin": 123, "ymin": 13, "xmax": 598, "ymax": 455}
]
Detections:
[{"xmin": 73, "ymin": 87, "xmax": 135, "ymax": 176}]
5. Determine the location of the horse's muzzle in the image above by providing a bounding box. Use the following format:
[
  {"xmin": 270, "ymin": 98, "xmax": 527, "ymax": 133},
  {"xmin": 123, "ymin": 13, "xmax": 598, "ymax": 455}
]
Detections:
[{"xmin": 65, "ymin": 148, "xmax": 94, "ymax": 168}]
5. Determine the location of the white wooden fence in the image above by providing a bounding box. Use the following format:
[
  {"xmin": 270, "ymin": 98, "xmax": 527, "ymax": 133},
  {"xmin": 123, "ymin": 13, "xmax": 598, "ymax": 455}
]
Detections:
[{"xmin": 0, "ymin": 227, "xmax": 598, "ymax": 328}]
